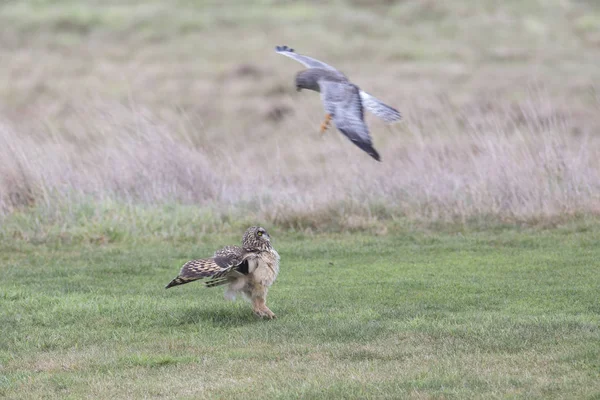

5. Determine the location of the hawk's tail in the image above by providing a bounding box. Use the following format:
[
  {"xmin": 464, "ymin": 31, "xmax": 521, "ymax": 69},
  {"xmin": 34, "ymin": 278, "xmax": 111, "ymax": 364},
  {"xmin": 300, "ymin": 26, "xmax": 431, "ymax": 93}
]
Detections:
[{"xmin": 359, "ymin": 90, "xmax": 402, "ymax": 123}]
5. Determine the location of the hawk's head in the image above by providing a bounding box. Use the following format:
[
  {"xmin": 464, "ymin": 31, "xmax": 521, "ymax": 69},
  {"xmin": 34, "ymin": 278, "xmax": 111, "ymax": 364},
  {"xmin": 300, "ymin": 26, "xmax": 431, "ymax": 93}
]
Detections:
[
  {"xmin": 242, "ymin": 226, "xmax": 272, "ymax": 251},
  {"xmin": 295, "ymin": 70, "xmax": 321, "ymax": 92}
]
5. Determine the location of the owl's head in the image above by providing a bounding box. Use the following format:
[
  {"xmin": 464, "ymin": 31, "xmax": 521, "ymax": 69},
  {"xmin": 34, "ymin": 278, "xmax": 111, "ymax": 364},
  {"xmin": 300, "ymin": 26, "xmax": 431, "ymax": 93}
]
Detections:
[{"xmin": 242, "ymin": 226, "xmax": 272, "ymax": 251}]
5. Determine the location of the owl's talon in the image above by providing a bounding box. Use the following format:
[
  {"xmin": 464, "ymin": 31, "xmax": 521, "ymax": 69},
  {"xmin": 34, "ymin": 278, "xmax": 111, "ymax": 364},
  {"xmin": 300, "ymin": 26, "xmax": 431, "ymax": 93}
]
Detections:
[{"xmin": 254, "ymin": 307, "xmax": 276, "ymax": 319}]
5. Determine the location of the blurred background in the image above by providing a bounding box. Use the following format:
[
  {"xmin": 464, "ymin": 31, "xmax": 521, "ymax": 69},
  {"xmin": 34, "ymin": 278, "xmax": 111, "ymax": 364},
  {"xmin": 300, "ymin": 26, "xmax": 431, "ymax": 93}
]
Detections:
[{"xmin": 1, "ymin": 0, "xmax": 599, "ymax": 238}]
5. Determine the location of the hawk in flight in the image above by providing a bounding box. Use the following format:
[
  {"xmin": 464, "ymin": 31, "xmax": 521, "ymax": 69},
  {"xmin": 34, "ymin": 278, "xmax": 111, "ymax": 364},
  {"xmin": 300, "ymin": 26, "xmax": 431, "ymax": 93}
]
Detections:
[
  {"xmin": 165, "ymin": 226, "xmax": 280, "ymax": 319},
  {"xmin": 275, "ymin": 45, "xmax": 401, "ymax": 161}
]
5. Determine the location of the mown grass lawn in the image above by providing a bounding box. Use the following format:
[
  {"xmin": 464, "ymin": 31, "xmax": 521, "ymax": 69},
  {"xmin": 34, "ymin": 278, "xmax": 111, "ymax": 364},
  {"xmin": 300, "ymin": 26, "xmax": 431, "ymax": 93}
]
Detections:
[{"xmin": 1, "ymin": 227, "xmax": 599, "ymax": 399}]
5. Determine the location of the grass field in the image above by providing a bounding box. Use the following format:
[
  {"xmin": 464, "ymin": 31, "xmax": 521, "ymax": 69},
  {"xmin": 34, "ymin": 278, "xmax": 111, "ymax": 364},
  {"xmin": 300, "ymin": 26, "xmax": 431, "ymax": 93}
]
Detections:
[
  {"xmin": 1, "ymin": 0, "xmax": 600, "ymax": 226},
  {"xmin": 2, "ymin": 1, "xmax": 600, "ymax": 398},
  {"xmin": 1, "ymin": 227, "xmax": 599, "ymax": 399}
]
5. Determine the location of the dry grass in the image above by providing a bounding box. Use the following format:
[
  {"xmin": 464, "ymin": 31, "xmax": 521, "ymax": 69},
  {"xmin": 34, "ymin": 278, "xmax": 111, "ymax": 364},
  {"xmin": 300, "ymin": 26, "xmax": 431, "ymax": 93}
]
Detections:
[
  {"xmin": 1, "ymin": 0, "xmax": 600, "ymax": 231},
  {"xmin": 1, "ymin": 94, "xmax": 599, "ymax": 231}
]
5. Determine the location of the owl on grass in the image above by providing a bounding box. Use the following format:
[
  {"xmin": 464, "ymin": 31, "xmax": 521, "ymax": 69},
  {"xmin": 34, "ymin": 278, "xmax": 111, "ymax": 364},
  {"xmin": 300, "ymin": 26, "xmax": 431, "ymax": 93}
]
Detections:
[{"xmin": 166, "ymin": 226, "xmax": 280, "ymax": 319}]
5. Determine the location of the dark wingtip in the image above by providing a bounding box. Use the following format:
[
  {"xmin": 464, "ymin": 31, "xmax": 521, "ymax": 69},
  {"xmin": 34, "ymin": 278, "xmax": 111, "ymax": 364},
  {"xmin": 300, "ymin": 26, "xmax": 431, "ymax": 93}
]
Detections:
[
  {"xmin": 371, "ymin": 149, "xmax": 382, "ymax": 162},
  {"xmin": 165, "ymin": 277, "xmax": 179, "ymax": 289},
  {"xmin": 363, "ymin": 142, "xmax": 381, "ymax": 161},
  {"xmin": 364, "ymin": 145, "xmax": 381, "ymax": 161},
  {"xmin": 275, "ymin": 45, "xmax": 294, "ymax": 53},
  {"xmin": 343, "ymin": 130, "xmax": 382, "ymax": 162}
]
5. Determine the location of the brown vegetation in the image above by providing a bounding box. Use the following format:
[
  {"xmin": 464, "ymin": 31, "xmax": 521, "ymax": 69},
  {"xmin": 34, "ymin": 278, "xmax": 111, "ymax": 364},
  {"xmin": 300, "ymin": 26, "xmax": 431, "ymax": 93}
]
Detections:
[{"xmin": 1, "ymin": 1, "xmax": 599, "ymax": 230}]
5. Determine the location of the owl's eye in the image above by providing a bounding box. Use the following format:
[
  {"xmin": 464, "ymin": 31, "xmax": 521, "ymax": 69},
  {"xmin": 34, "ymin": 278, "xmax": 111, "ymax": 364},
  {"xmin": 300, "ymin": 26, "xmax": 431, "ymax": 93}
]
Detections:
[{"xmin": 257, "ymin": 231, "xmax": 263, "ymax": 236}]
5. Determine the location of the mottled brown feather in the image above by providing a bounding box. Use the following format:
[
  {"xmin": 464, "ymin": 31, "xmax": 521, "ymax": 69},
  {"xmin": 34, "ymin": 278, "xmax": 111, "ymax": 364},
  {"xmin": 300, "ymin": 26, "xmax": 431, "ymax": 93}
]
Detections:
[
  {"xmin": 165, "ymin": 239, "xmax": 259, "ymax": 289},
  {"xmin": 165, "ymin": 226, "xmax": 280, "ymax": 319}
]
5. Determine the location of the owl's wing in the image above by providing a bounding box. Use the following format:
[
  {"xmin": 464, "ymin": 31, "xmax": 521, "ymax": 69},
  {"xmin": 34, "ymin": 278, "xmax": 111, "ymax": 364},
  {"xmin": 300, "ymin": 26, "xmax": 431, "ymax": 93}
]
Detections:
[
  {"xmin": 164, "ymin": 245, "xmax": 251, "ymax": 289},
  {"xmin": 359, "ymin": 91, "xmax": 402, "ymax": 123},
  {"xmin": 213, "ymin": 245, "xmax": 245, "ymax": 266},
  {"xmin": 275, "ymin": 45, "xmax": 340, "ymax": 72},
  {"xmin": 321, "ymin": 81, "xmax": 381, "ymax": 161}
]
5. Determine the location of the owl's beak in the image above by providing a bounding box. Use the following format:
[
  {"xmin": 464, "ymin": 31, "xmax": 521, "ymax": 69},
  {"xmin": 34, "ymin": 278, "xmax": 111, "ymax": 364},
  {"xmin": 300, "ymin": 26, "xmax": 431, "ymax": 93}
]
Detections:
[{"xmin": 296, "ymin": 86, "xmax": 301, "ymax": 92}]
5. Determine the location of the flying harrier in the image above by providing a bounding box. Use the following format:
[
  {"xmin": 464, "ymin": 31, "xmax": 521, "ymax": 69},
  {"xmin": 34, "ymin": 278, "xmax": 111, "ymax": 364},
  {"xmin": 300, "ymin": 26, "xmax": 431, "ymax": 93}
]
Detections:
[
  {"xmin": 275, "ymin": 45, "xmax": 401, "ymax": 161},
  {"xmin": 165, "ymin": 226, "xmax": 280, "ymax": 319}
]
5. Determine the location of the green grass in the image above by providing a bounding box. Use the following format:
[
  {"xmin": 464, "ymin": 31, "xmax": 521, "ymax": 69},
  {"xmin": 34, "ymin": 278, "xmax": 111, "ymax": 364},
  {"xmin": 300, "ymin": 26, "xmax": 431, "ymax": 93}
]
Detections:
[
  {"xmin": 1, "ymin": 1, "xmax": 600, "ymax": 397},
  {"xmin": 2, "ymin": 229, "xmax": 599, "ymax": 398}
]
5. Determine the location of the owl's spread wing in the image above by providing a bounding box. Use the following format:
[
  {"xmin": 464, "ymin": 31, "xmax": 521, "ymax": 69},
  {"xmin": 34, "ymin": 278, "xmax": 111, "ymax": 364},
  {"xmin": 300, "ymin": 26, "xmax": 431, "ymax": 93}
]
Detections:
[
  {"xmin": 165, "ymin": 245, "xmax": 252, "ymax": 289},
  {"xmin": 275, "ymin": 45, "xmax": 340, "ymax": 73},
  {"xmin": 213, "ymin": 245, "xmax": 245, "ymax": 266},
  {"xmin": 321, "ymin": 81, "xmax": 381, "ymax": 161},
  {"xmin": 359, "ymin": 91, "xmax": 402, "ymax": 123}
]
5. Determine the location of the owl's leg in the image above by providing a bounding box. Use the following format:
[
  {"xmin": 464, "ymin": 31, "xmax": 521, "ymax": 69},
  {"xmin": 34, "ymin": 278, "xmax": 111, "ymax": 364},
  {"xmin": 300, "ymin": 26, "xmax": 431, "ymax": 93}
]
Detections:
[
  {"xmin": 319, "ymin": 113, "xmax": 332, "ymax": 134},
  {"xmin": 225, "ymin": 276, "xmax": 248, "ymax": 301},
  {"xmin": 251, "ymin": 285, "xmax": 275, "ymax": 319}
]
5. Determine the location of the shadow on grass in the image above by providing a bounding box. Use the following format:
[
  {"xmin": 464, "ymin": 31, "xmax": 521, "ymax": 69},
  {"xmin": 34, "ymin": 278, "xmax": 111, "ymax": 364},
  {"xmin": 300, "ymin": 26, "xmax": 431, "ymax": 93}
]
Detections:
[{"xmin": 171, "ymin": 305, "xmax": 260, "ymax": 328}]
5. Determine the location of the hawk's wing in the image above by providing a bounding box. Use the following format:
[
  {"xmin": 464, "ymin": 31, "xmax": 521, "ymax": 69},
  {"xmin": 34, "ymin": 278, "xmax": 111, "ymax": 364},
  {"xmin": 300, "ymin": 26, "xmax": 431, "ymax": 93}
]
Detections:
[
  {"xmin": 321, "ymin": 81, "xmax": 381, "ymax": 161},
  {"xmin": 165, "ymin": 245, "xmax": 251, "ymax": 289},
  {"xmin": 275, "ymin": 45, "xmax": 400, "ymax": 124},
  {"xmin": 359, "ymin": 91, "xmax": 402, "ymax": 123},
  {"xmin": 275, "ymin": 45, "xmax": 340, "ymax": 73}
]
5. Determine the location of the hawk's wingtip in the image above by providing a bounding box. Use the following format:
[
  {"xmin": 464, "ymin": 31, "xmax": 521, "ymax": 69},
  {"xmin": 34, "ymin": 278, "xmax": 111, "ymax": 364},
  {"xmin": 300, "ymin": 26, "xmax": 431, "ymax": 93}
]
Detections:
[
  {"xmin": 275, "ymin": 45, "xmax": 294, "ymax": 53},
  {"xmin": 370, "ymin": 148, "xmax": 382, "ymax": 162}
]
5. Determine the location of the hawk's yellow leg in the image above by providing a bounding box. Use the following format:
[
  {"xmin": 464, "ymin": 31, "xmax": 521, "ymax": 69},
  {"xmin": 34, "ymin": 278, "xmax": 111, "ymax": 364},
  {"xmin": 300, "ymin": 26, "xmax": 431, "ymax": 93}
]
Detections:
[{"xmin": 320, "ymin": 113, "xmax": 332, "ymax": 134}]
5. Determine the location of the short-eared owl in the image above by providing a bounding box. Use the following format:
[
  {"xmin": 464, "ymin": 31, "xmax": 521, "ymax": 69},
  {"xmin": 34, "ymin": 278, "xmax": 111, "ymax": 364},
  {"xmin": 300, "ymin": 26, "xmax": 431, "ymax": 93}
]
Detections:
[{"xmin": 165, "ymin": 226, "xmax": 280, "ymax": 319}]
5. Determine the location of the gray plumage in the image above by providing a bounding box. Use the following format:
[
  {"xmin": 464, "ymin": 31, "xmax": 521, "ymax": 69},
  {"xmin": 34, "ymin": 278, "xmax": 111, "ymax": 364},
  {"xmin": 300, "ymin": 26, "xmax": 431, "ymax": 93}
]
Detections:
[{"xmin": 275, "ymin": 45, "xmax": 401, "ymax": 161}]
